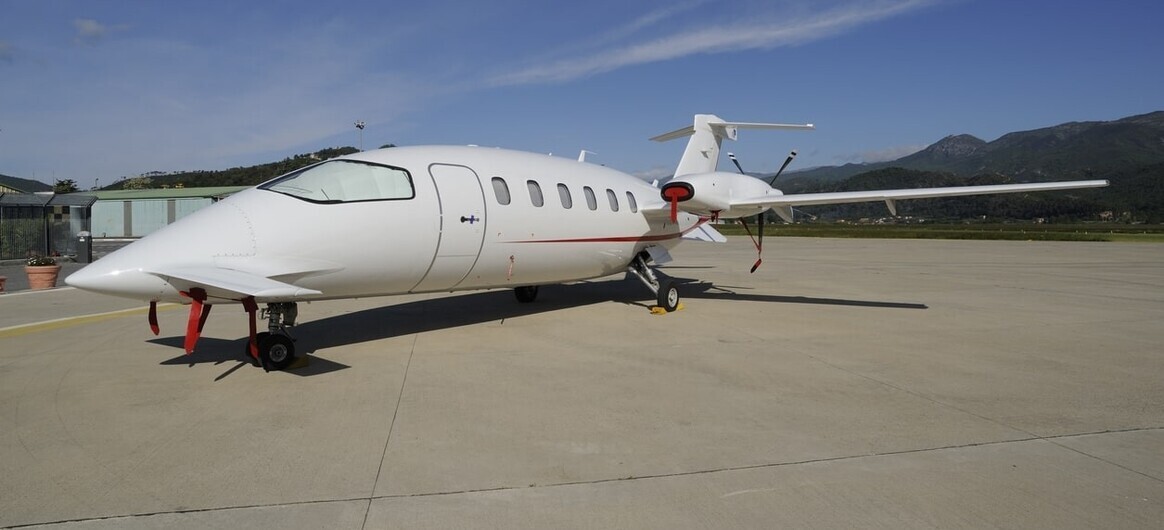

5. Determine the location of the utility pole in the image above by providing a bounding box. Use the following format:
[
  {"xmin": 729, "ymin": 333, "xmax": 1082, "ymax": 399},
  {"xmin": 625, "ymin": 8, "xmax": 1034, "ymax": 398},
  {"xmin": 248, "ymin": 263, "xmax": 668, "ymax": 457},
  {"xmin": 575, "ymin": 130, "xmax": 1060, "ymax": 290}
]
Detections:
[{"xmin": 355, "ymin": 120, "xmax": 365, "ymax": 151}]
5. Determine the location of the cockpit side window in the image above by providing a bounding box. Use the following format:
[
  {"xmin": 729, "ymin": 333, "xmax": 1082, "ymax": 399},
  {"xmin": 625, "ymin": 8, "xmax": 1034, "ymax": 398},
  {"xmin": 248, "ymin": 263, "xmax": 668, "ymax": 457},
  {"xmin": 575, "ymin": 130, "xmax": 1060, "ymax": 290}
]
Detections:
[{"xmin": 261, "ymin": 160, "xmax": 414, "ymax": 203}]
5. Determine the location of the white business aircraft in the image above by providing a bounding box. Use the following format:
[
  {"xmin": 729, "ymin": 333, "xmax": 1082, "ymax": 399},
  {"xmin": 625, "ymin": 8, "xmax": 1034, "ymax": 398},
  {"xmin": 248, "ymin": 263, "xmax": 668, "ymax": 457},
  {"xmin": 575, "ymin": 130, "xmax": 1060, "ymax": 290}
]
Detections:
[{"xmin": 66, "ymin": 115, "xmax": 1108, "ymax": 371}]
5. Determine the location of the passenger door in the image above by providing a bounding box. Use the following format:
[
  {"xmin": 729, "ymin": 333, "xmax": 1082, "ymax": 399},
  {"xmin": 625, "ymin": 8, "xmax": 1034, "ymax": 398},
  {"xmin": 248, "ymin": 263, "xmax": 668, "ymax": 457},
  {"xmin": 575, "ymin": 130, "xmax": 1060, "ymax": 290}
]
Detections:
[{"xmin": 412, "ymin": 164, "xmax": 486, "ymax": 292}]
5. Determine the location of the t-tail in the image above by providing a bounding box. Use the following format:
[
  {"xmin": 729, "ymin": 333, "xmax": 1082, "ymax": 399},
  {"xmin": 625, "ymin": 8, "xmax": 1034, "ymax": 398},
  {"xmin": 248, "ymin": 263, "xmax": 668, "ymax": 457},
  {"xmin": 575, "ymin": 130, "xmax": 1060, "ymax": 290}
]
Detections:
[{"xmin": 650, "ymin": 114, "xmax": 814, "ymax": 177}]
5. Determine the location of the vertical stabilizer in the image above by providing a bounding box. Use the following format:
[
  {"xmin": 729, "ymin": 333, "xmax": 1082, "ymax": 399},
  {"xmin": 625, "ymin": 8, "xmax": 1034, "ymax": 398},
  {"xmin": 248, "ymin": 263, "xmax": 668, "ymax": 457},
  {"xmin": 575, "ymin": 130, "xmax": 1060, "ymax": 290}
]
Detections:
[{"xmin": 650, "ymin": 114, "xmax": 814, "ymax": 177}]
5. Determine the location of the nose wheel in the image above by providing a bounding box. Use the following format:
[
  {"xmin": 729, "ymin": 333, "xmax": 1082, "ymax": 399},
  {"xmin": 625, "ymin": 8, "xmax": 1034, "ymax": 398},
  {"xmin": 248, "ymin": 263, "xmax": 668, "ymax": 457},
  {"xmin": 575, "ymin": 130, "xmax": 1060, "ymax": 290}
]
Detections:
[
  {"xmin": 245, "ymin": 331, "xmax": 296, "ymax": 371},
  {"xmin": 258, "ymin": 333, "xmax": 295, "ymax": 371},
  {"xmin": 244, "ymin": 301, "xmax": 299, "ymax": 371}
]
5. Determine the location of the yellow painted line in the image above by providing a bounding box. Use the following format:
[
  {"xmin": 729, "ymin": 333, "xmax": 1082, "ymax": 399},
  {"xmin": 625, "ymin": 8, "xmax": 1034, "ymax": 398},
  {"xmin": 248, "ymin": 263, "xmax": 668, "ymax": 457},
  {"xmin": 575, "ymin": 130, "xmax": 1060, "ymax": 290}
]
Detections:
[{"xmin": 0, "ymin": 303, "xmax": 181, "ymax": 338}]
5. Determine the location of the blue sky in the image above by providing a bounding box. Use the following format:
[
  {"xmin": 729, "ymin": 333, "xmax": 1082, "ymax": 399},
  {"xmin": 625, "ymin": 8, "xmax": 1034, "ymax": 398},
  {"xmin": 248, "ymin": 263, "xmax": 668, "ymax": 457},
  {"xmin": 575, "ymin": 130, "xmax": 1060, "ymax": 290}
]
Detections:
[{"xmin": 2, "ymin": 0, "xmax": 1161, "ymax": 189}]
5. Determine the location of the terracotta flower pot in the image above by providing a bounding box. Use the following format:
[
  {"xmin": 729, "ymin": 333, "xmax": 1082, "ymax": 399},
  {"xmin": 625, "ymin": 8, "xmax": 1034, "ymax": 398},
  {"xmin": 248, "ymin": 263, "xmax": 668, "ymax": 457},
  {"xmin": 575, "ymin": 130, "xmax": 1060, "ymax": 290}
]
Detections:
[{"xmin": 25, "ymin": 265, "xmax": 62, "ymax": 290}]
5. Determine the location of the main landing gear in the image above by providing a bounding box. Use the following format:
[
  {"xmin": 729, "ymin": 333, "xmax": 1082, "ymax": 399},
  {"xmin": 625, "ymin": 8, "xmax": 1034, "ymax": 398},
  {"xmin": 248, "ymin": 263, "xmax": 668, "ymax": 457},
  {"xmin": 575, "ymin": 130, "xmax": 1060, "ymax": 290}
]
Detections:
[
  {"xmin": 628, "ymin": 252, "xmax": 679, "ymax": 312},
  {"xmin": 244, "ymin": 301, "xmax": 298, "ymax": 371},
  {"xmin": 511, "ymin": 253, "xmax": 679, "ymax": 313}
]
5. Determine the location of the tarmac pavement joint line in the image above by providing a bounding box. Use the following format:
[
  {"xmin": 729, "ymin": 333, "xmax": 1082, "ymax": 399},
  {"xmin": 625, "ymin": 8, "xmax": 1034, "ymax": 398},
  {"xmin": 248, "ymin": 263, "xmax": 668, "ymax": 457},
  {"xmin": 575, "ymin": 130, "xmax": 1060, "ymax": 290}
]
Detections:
[
  {"xmin": 0, "ymin": 497, "xmax": 366, "ymax": 530},
  {"xmin": 799, "ymin": 350, "xmax": 1164, "ymax": 485},
  {"xmin": 0, "ymin": 303, "xmax": 181, "ymax": 339},
  {"xmin": 360, "ymin": 426, "xmax": 1164, "ymax": 500},
  {"xmin": 8, "ymin": 426, "xmax": 1160, "ymax": 528},
  {"xmin": 361, "ymin": 333, "xmax": 420, "ymax": 529}
]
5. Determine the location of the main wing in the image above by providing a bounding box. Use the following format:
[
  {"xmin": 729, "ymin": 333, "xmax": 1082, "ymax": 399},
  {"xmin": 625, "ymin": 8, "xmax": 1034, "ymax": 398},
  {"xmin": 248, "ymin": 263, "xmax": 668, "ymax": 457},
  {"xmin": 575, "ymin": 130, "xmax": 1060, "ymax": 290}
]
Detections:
[{"xmin": 735, "ymin": 180, "xmax": 1110, "ymax": 221}]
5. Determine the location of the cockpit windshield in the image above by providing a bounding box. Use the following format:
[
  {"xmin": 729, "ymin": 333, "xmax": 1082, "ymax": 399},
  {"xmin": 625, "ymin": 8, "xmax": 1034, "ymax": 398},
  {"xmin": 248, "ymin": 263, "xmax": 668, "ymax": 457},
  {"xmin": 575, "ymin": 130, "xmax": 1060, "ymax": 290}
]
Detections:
[{"xmin": 261, "ymin": 160, "xmax": 414, "ymax": 203}]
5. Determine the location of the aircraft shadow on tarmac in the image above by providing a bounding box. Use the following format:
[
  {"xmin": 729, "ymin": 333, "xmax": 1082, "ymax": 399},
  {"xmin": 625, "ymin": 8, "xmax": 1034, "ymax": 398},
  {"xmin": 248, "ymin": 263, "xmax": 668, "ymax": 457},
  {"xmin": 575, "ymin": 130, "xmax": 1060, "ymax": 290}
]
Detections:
[
  {"xmin": 151, "ymin": 336, "xmax": 352, "ymax": 379},
  {"xmin": 150, "ymin": 276, "xmax": 925, "ymax": 379},
  {"xmin": 678, "ymin": 280, "xmax": 929, "ymax": 310}
]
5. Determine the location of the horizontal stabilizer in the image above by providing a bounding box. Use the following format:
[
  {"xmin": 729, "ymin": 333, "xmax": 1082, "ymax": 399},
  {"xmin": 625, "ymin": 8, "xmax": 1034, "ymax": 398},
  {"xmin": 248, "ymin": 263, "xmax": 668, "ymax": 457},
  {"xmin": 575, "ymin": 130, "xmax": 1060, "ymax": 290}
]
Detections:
[
  {"xmin": 650, "ymin": 121, "xmax": 815, "ymax": 143},
  {"xmin": 149, "ymin": 266, "xmax": 322, "ymax": 302}
]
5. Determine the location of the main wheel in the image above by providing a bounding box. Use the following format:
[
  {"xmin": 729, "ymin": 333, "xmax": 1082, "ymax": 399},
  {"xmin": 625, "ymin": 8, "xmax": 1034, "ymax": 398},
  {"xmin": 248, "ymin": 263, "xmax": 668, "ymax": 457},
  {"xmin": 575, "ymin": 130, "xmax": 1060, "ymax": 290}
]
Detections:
[
  {"xmin": 656, "ymin": 279, "xmax": 679, "ymax": 312},
  {"xmin": 245, "ymin": 331, "xmax": 271, "ymax": 361},
  {"xmin": 515, "ymin": 285, "xmax": 539, "ymax": 303},
  {"xmin": 259, "ymin": 333, "xmax": 296, "ymax": 371}
]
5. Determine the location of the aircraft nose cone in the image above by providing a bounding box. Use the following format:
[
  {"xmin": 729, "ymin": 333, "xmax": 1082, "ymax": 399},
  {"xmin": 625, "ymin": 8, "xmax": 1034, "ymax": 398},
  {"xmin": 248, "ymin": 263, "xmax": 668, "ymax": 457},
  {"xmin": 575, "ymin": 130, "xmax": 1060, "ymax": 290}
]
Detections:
[
  {"xmin": 65, "ymin": 263, "xmax": 174, "ymax": 300},
  {"xmin": 63, "ymin": 265, "xmax": 109, "ymax": 291},
  {"xmin": 63, "ymin": 194, "xmax": 259, "ymax": 302}
]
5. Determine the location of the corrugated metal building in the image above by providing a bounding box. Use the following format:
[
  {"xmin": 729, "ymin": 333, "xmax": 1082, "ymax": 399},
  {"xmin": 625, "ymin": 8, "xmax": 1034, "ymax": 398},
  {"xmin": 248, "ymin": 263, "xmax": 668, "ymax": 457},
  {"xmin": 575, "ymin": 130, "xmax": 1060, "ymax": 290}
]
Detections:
[{"xmin": 80, "ymin": 187, "xmax": 248, "ymax": 238}]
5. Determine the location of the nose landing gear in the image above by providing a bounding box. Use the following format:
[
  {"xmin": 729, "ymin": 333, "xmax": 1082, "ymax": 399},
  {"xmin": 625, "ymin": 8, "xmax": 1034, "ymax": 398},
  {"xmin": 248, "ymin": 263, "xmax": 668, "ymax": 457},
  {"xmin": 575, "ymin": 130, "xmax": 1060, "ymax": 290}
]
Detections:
[{"xmin": 244, "ymin": 300, "xmax": 299, "ymax": 371}]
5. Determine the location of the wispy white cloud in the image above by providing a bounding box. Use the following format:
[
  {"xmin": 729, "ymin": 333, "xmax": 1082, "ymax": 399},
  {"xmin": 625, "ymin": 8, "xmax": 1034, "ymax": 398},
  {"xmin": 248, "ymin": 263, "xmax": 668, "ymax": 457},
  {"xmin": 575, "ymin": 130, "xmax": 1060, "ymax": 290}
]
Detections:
[
  {"xmin": 73, "ymin": 18, "xmax": 128, "ymax": 46},
  {"xmin": 497, "ymin": 1, "xmax": 709, "ymax": 83},
  {"xmin": 584, "ymin": 0, "xmax": 710, "ymax": 50},
  {"xmin": 489, "ymin": 0, "xmax": 936, "ymax": 86}
]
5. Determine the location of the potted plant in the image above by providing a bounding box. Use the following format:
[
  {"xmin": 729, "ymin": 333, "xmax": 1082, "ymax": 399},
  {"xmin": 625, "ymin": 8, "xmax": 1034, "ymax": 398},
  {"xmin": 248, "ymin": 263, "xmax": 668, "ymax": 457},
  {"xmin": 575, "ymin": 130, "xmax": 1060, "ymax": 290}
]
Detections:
[{"xmin": 25, "ymin": 255, "xmax": 63, "ymax": 290}]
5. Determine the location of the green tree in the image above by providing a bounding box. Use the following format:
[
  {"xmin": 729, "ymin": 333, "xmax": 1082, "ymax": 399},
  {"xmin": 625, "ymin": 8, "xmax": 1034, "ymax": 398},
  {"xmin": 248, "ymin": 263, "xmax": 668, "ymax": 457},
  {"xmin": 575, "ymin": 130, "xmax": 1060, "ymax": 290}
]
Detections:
[
  {"xmin": 122, "ymin": 176, "xmax": 154, "ymax": 190},
  {"xmin": 53, "ymin": 179, "xmax": 79, "ymax": 193}
]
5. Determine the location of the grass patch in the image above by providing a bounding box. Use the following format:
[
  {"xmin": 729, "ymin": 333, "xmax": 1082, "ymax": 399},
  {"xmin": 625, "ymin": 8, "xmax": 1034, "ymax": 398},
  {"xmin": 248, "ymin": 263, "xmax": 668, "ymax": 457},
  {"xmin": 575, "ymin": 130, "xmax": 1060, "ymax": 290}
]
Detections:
[{"xmin": 712, "ymin": 223, "xmax": 1164, "ymax": 242}]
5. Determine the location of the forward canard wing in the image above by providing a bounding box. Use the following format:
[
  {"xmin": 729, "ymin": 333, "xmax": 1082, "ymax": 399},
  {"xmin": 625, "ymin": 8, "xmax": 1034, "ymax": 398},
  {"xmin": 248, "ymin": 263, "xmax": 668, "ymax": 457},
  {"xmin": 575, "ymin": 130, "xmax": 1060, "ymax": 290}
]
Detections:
[{"xmin": 148, "ymin": 266, "xmax": 322, "ymax": 302}]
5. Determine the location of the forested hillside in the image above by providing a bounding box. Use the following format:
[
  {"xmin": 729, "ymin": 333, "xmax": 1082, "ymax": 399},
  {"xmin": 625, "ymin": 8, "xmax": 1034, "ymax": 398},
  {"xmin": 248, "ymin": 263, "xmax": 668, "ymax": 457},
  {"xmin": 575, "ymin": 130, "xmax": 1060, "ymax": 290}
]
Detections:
[{"xmin": 103, "ymin": 147, "xmax": 359, "ymax": 190}]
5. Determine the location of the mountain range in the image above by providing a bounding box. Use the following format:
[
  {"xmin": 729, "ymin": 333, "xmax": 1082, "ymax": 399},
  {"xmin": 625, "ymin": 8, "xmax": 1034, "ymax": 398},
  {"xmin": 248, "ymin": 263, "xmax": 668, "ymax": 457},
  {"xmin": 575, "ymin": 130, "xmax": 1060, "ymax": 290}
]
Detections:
[
  {"xmin": 769, "ymin": 111, "xmax": 1164, "ymax": 222},
  {"xmin": 784, "ymin": 111, "xmax": 1164, "ymax": 183}
]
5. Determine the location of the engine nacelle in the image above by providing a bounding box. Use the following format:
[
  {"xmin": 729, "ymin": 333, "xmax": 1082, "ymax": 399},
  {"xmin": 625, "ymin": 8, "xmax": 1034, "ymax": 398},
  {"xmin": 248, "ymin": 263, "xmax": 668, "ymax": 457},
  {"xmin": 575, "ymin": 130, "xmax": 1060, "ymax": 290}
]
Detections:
[{"xmin": 660, "ymin": 172, "xmax": 783, "ymax": 219}]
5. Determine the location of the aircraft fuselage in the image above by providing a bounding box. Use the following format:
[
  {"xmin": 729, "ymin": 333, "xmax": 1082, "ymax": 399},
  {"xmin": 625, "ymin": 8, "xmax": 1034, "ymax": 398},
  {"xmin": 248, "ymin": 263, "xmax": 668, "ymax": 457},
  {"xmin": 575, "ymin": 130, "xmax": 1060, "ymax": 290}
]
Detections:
[{"xmin": 67, "ymin": 146, "xmax": 695, "ymax": 305}]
